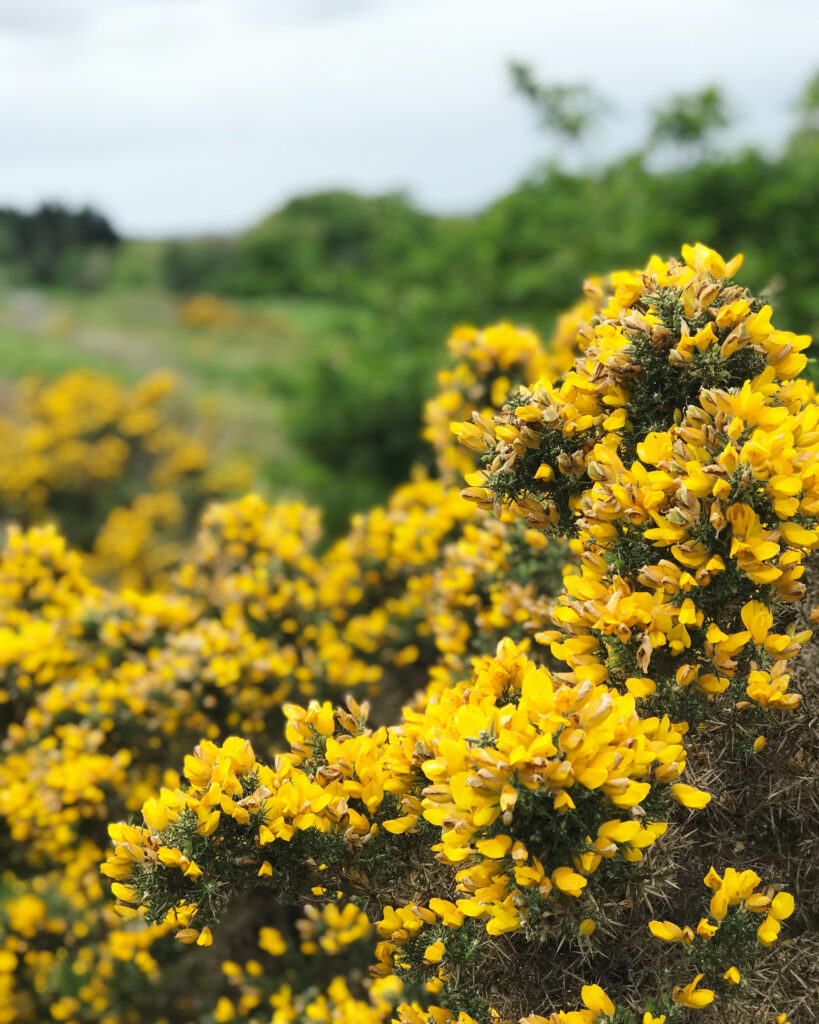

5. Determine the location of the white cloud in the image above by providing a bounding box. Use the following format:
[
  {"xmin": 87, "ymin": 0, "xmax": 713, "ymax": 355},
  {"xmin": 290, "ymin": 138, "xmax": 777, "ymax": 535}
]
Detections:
[{"xmin": 0, "ymin": 0, "xmax": 816, "ymax": 234}]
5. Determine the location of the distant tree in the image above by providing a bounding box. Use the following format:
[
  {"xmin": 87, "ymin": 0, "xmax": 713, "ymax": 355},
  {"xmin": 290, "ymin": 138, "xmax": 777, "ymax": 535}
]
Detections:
[
  {"xmin": 0, "ymin": 202, "xmax": 119, "ymax": 285},
  {"xmin": 649, "ymin": 85, "xmax": 729, "ymax": 156},
  {"xmin": 508, "ymin": 61, "xmax": 607, "ymax": 147}
]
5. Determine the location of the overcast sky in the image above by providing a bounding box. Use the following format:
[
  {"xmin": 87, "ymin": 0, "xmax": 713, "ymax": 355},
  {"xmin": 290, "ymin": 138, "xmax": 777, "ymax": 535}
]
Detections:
[{"xmin": 1, "ymin": 0, "xmax": 817, "ymax": 236}]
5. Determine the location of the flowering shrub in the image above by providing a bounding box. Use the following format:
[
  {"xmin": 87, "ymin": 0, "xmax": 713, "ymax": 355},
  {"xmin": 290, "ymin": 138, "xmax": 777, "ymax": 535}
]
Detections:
[
  {"xmin": 104, "ymin": 643, "xmax": 694, "ymax": 933},
  {"xmin": 97, "ymin": 245, "xmax": 816, "ymax": 1023},
  {"xmin": 1, "ymin": 244, "xmax": 816, "ymax": 1023},
  {"xmin": 0, "ymin": 344, "xmax": 566, "ymax": 1021},
  {"xmin": 458, "ymin": 245, "xmax": 814, "ymax": 725}
]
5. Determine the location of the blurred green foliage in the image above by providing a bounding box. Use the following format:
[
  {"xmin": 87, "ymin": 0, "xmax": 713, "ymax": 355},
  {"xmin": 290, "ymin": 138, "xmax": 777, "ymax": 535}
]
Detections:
[
  {"xmin": 508, "ymin": 61, "xmax": 608, "ymax": 142},
  {"xmin": 649, "ymin": 85, "xmax": 729, "ymax": 153}
]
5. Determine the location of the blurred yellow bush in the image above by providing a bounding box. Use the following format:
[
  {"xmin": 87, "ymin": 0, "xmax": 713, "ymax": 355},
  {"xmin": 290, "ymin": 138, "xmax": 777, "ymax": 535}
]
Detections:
[{"xmin": 0, "ymin": 369, "xmax": 251, "ymax": 586}]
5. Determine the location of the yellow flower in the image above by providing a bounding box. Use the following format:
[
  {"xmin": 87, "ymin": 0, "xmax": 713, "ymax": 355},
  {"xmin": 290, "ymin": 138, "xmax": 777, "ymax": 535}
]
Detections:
[
  {"xmin": 258, "ymin": 927, "xmax": 286, "ymax": 956},
  {"xmin": 672, "ymin": 973, "xmax": 714, "ymax": 1008},
  {"xmin": 424, "ymin": 940, "xmax": 445, "ymax": 964},
  {"xmin": 625, "ymin": 676, "xmax": 656, "ymax": 699},
  {"xmin": 703, "ymin": 867, "xmax": 722, "ymax": 890},
  {"xmin": 382, "ymin": 814, "xmax": 419, "ymax": 835},
  {"xmin": 142, "ymin": 797, "xmax": 170, "ymax": 831},
  {"xmin": 696, "ymin": 917, "xmax": 717, "ymax": 939},
  {"xmin": 598, "ymin": 820, "xmax": 642, "ymax": 844},
  {"xmin": 552, "ymin": 867, "xmax": 588, "ymax": 897},
  {"xmin": 670, "ymin": 783, "xmax": 711, "ymax": 809},
  {"xmin": 581, "ymin": 984, "xmax": 614, "ymax": 1017},
  {"xmin": 770, "ymin": 891, "xmax": 795, "ymax": 921},
  {"xmin": 196, "ymin": 808, "xmax": 221, "ymax": 836},
  {"xmin": 758, "ymin": 915, "xmax": 782, "ymax": 946},
  {"xmin": 110, "ymin": 882, "xmax": 138, "ymax": 903},
  {"xmin": 740, "ymin": 600, "xmax": 773, "ymax": 644},
  {"xmin": 723, "ymin": 966, "xmax": 740, "ymax": 984},
  {"xmin": 475, "ymin": 835, "xmax": 513, "ymax": 859},
  {"xmin": 579, "ymin": 918, "xmax": 596, "ymax": 936},
  {"xmin": 0, "ymin": 950, "xmax": 18, "ymax": 972},
  {"xmin": 214, "ymin": 997, "xmax": 235, "ymax": 1023},
  {"xmin": 428, "ymin": 898, "xmax": 465, "ymax": 929},
  {"xmin": 648, "ymin": 920, "xmax": 684, "ymax": 943}
]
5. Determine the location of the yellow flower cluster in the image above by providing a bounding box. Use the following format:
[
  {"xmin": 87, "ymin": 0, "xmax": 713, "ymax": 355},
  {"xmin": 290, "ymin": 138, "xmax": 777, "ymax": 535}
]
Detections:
[
  {"xmin": 105, "ymin": 636, "xmax": 704, "ymax": 966},
  {"xmin": 0, "ymin": 369, "xmax": 250, "ymax": 586},
  {"xmin": 0, "ymin": 516, "xmax": 340, "ymax": 1020},
  {"xmin": 296, "ymin": 902, "xmax": 373, "ymax": 956},
  {"xmin": 0, "ymin": 529, "xmax": 189, "ymax": 1023},
  {"xmin": 390, "ymin": 640, "xmax": 688, "ymax": 932},
  {"xmin": 425, "ymin": 295, "xmax": 604, "ymax": 485},
  {"xmin": 0, "ymin": 485, "xmax": 567, "ymax": 1019},
  {"xmin": 214, "ymin": 932, "xmax": 400, "ymax": 1022},
  {"xmin": 86, "ymin": 490, "xmax": 186, "ymax": 588},
  {"xmin": 0, "ymin": 842, "xmax": 176, "ymax": 1024},
  {"xmin": 523, "ymin": 983, "xmax": 618, "ymax": 1024},
  {"xmin": 459, "ymin": 244, "xmax": 814, "ymax": 722},
  {"xmin": 0, "ymin": 722, "xmax": 132, "ymax": 857},
  {"xmin": 180, "ymin": 293, "xmax": 242, "ymax": 330},
  {"xmin": 646, "ymin": 867, "xmax": 795, "ymax": 1012},
  {"xmin": 524, "ymin": 863, "xmax": 797, "ymax": 1024},
  {"xmin": 395, "ymin": 1002, "xmax": 481, "ymax": 1024},
  {"xmin": 221, "ymin": 976, "xmax": 401, "ymax": 1024},
  {"xmin": 650, "ymin": 865, "xmax": 795, "ymax": 952},
  {"xmin": 428, "ymin": 514, "xmax": 564, "ymax": 672},
  {"xmin": 1, "ymin": 381, "xmax": 574, "ymax": 1020}
]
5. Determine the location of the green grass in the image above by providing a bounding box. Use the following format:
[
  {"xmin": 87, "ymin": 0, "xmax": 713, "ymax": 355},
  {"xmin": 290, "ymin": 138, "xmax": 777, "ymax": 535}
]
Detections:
[{"xmin": 0, "ymin": 324, "xmax": 141, "ymax": 380}]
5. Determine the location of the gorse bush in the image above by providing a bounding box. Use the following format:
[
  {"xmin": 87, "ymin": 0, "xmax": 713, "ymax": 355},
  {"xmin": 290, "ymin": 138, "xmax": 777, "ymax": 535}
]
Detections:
[
  {"xmin": 88, "ymin": 244, "xmax": 816, "ymax": 1023},
  {"xmin": 0, "ymin": 245, "xmax": 816, "ymax": 1023},
  {"xmin": 0, "ymin": 316, "xmax": 564, "ymax": 1022},
  {"xmin": 422, "ymin": 313, "xmax": 592, "ymax": 484}
]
